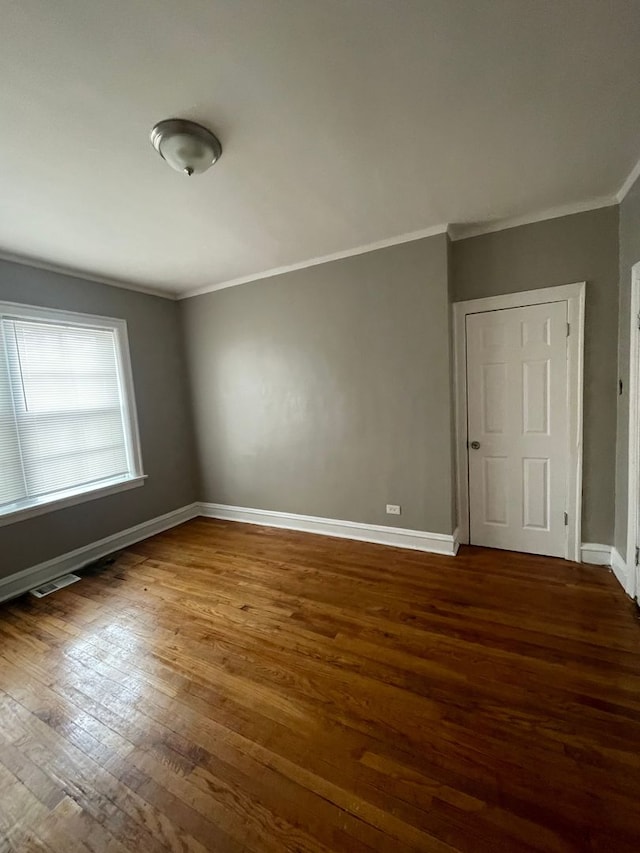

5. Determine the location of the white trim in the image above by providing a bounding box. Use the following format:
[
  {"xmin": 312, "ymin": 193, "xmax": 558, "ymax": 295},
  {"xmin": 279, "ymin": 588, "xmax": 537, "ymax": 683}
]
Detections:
[
  {"xmin": 3, "ymin": 152, "xmax": 638, "ymax": 301},
  {"xmin": 0, "ymin": 300, "xmax": 146, "ymax": 521},
  {"xmin": 448, "ymin": 198, "xmax": 616, "ymax": 242},
  {"xmin": 580, "ymin": 543, "xmax": 612, "ymax": 567},
  {"xmin": 0, "ymin": 475, "xmax": 147, "ymax": 529},
  {"xmin": 5, "ymin": 499, "xmax": 629, "ymax": 609},
  {"xmin": 0, "ymin": 300, "xmax": 135, "ymax": 331},
  {"xmin": 616, "ymin": 155, "xmax": 640, "ymax": 203},
  {"xmin": 624, "ymin": 263, "xmax": 640, "ymax": 601},
  {"xmin": 113, "ymin": 313, "xmax": 145, "ymax": 478},
  {"xmin": 0, "ymin": 503, "xmax": 200, "ymax": 603},
  {"xmin": 0, "ymin": 250, "xmax": 176, "ymax": 300},
  {"xmin": 453, "ymin": 283, "xmax": 585, "ymax": 562},
  {"xmin": 579, "ymin": 545, "xmax": 629, "ymax": 594},
  {"xmin": 451, "ymin": 526, "xmax": 460, "ymax": 556},
  {"xmin": 178, "ymin": 224, "xmax": 449, "ymax": 299},
  {"xmin": 199, "ymin": 502, "xmax": 459, "ymax": 556},
  {"xmin": 452, "ymin": 283, "xmax": 586, "ymax": 317},
  {"xmin": 611, "ymin": 547, "xmax": 630, "ymax": 593}
]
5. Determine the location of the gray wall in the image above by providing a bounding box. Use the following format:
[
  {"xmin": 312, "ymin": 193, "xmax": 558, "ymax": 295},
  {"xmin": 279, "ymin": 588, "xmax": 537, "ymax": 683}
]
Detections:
[
  {"xmin": 615, "ymin": 175, "xmax": 640, "ymax": 557},
  {"xmin": 0, "ymin": 260, "xmax": 199, "ymax": 577},
  {"xmin": 451, "ymin": 207, "xmax": 620, "ymax": 545},
  {"xmin": 181, "ymin": 234, "xmax": 456, "ymax": 534},
  {"xmin": 2, "ymin": 203, "xmax": 624, "ymax": 574}
]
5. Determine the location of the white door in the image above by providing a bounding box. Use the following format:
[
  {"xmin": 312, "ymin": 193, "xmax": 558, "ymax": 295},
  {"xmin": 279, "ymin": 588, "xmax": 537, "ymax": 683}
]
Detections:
[{"xmin": 466, "ymin": 301, "xmax": 569, "ymax": 557}]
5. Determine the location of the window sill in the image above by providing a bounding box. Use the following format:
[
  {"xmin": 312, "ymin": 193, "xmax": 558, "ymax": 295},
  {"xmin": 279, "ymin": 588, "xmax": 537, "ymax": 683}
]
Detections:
[{"xmin": 0, "ymin": 475, "xmax": 147, "ymax": 529}]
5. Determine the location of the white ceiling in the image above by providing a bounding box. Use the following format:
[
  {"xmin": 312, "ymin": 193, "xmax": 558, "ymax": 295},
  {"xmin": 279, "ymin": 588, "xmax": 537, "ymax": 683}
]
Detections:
[{"xmin": 1, "ymin": 0, "xmax": 639, "ymax": 297}]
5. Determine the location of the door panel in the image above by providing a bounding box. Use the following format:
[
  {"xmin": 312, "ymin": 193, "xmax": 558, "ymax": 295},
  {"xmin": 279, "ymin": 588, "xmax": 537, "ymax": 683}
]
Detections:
[
  {"xmin": 483, "ymin": 456, "xmax": 508, "ymax": 525},
  {"xmin": 482, "ymin": 363, "xmax": 507, "ymax": 433},
  {"xmin": 522, "ymin": 457, "xmax": 549, "ymax": 529},
  {"xmin": 522, "ymin": 359, "xmax": 549, "ymax": 434},
  {"xmin": 466, "ymin": 302, "xmax": 568, "ymax": 557}
]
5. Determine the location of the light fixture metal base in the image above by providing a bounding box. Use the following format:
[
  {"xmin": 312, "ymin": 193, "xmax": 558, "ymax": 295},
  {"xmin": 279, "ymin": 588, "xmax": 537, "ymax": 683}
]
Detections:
[{"xmin": 150, "ymin": 118, "xmax": 222, "ymax": 174}]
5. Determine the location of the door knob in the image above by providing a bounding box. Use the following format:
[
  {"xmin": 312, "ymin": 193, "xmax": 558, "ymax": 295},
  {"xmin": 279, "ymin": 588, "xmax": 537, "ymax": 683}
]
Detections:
[{"xmin": 470, "ymin": 441, "xmax": 481, "ymax": 450}]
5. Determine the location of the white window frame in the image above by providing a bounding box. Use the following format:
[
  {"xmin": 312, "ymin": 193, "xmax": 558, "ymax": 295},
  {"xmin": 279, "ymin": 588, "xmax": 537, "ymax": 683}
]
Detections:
[
  {"xmin": 0, "ymin": 301, "xmax": 146, "ymax": 527},
  {"xmin": 452, "ymin": 282, "xmax": 585, "ymax": 562}
]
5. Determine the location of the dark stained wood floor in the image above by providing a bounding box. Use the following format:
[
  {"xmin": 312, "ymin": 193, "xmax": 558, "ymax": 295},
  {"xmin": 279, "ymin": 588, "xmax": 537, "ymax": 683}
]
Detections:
[{"xmin": 1, "ymin": 519, "xmax": 640, "ymax": 852}]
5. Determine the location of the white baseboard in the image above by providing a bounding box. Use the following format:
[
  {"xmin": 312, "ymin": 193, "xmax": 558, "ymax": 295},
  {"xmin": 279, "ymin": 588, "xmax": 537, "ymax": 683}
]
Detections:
[
  {"xmin": 0, "ymin": 503, "xmax": 200, "ymax": 604},
  {"xmin": 199, "ymin": 502, "xmax": 459, "ymax": 556},
  {"xmin": 451, "ymin": 527, "xmax": 460, "ymax": 556},
  {"xmin": 580, "ymin": 542, "xmax": 632, "ymax": 596},
  {"xmin": 580, "ymin": 542, "xmax": 612, "ymax": 566},
  {"xmin": 610, "ymin": 546, "xmax": 630, "ymax": 594},
  {"xmin": 9, "ymin": 504, "xmax": 627, "ymax": 605}
]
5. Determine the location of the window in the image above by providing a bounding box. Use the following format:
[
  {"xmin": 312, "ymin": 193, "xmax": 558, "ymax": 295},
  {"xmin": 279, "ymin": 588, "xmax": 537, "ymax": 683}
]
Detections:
[{"xmin": 0, "ymin": 302, "xmax": 144, "ymax": 526}]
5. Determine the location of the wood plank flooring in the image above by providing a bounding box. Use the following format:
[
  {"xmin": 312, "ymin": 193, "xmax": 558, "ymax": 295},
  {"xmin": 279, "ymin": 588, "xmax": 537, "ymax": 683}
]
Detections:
[{"xmin": 1, "ymin": 518, "xmax": 640, "ymax": 852}]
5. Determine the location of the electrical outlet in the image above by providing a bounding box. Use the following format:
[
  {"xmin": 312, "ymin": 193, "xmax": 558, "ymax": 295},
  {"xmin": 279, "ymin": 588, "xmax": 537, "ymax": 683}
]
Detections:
[{"xmin": 386, "ymin": 504, "xmax": 401, "ymax": 515}]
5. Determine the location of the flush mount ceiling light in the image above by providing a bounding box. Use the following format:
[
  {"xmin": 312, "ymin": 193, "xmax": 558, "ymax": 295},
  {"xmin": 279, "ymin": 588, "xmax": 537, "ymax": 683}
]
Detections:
[{"xmin": 150, "ymin": 118, "xmax": 222, "ymax": 176}]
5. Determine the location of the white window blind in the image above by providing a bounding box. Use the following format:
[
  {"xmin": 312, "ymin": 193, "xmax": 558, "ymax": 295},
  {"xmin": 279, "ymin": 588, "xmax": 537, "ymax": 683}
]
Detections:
[{"xmin": 0, "ymin": 304, "xmax": 143, "ymax": 522}]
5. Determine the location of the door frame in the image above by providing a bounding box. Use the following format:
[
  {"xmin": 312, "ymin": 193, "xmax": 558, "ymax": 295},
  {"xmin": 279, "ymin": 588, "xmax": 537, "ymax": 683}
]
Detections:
[
  {"xmin": 453, "ymin": 282, "xmax": 585, "ymax": 561},
  {"xmin": 625, "ymin": 263, "xmax": 640, "ymax": 599}
]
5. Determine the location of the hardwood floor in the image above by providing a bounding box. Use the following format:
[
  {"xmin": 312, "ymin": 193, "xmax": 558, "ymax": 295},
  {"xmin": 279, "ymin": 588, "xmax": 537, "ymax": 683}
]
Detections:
[{"xmin": 1, "ymin": 519, "xmax": 639, "ymax": 852}]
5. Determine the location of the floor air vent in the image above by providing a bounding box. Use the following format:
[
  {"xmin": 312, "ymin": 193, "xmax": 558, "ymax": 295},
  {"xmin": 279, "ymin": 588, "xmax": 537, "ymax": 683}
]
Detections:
[{"xmin": 30, "ymin": 574, "xmax": 81, "ymax": 598}]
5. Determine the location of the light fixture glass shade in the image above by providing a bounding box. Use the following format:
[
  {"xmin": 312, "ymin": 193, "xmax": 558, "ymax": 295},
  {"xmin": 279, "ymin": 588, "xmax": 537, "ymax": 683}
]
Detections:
[{"xmin": 150, "ymin": 119, "xmax": 222, "ymax": 176}]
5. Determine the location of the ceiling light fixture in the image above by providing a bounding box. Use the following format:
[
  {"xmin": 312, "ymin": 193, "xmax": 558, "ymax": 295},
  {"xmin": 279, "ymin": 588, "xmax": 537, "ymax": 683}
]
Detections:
[{"xmin": 150, "ymin": 118, "xmax": 222, "ymax": 176}]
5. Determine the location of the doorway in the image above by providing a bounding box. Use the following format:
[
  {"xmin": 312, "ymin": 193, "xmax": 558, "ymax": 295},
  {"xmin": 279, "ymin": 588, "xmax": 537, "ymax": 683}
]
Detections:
[{"xmin": 453, "ymin": 283, "xmax": 585, "ymax": 560}]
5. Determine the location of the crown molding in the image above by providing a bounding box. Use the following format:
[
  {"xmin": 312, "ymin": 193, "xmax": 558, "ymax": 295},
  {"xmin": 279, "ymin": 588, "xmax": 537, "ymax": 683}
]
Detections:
[
  {"xmin": 0, "ymin": 250, "xmax": 177, "ymax": 300},
  {"xmin": 448, "ymin": 195, "xmax": 617, "ymax": 241},
  {"xmin": 616, "ymin": 154, "xmax": 640, "ymax": 203},
  {"xmin": 178, "ymin": 224, "xmax": 449, "ymax": 300},
  {"xmin": 5, "ymin": 151, "xmax": 640, "ymax": 301}
]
